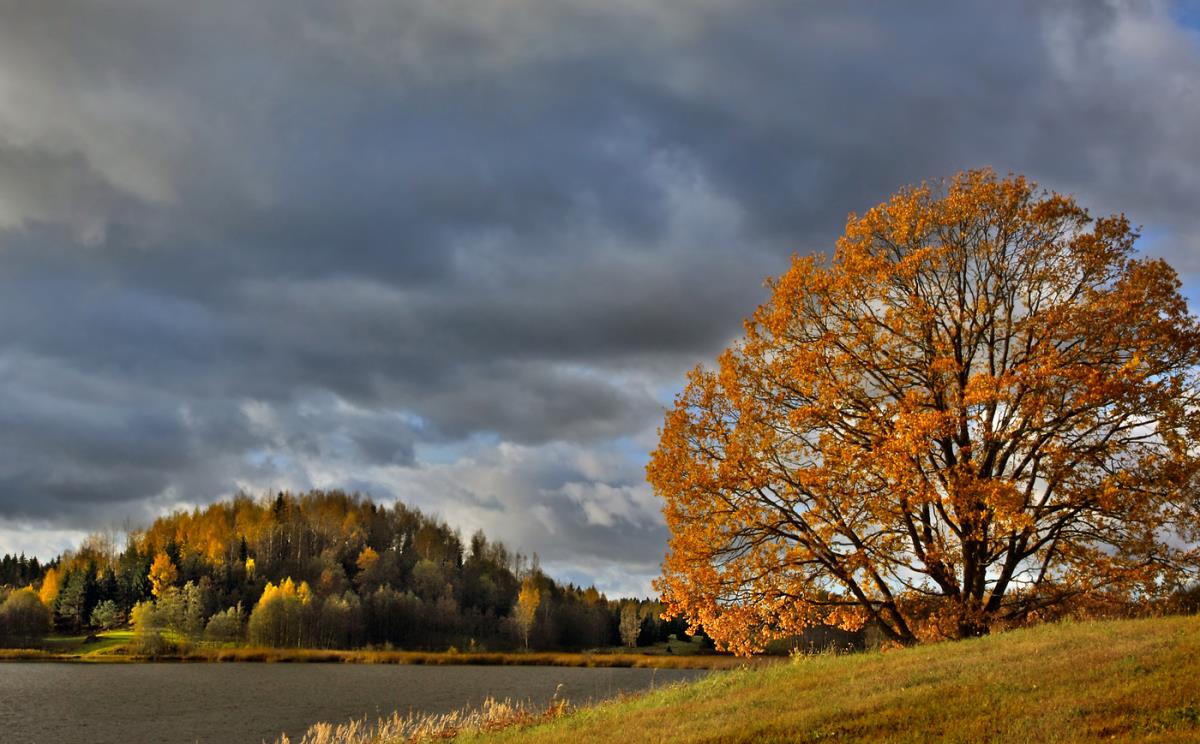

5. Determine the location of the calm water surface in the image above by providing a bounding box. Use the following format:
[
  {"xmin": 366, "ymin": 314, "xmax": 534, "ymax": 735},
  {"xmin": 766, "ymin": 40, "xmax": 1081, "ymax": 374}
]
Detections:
[{"xmin": 0, "ymin": 662, "xmax": 705, "ymax": 744}]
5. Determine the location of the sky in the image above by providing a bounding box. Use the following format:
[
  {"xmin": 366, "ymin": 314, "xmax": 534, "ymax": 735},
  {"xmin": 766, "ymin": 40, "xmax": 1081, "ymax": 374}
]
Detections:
[{"xmin": 1, "ymin": 1, "xmax": 1199, "ymax": 597}]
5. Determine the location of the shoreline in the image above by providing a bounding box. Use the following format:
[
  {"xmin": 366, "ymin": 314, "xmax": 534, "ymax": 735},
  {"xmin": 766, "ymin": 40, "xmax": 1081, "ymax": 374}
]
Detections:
[{"xmin": 0, "ymin": 646, "xmax": 763, "ymax": 669}]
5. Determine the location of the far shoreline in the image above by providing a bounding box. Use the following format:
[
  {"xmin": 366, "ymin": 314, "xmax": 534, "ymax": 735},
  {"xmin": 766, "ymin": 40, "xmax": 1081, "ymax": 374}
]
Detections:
[{"xmin": 0, "ymin": 645, "xmax": 763, "ymax": 669}]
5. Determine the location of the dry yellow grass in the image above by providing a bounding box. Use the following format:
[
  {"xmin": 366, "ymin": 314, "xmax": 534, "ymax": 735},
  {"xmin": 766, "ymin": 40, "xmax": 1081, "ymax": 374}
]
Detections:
[
  {"xmin": 276, "ymin": 695, "xmax": 571, "ymax": 744},
  {"xmin": 188, "ymin": 647, "xmax": 749, "ymax": 669},
  {"xmin": 0, "ymin": 648, "xmax": 55, "ymax": 660},
  {"xmin": 0, "ymin": 637, "xmax": 751, "ymax": 669},
  {"xmin": 461, "ymin": 614, "xmax": 1200, "ymax": 743},
  {"xmin": 181, "ymin": 647, "xmax": 721, "ymax": 668}
]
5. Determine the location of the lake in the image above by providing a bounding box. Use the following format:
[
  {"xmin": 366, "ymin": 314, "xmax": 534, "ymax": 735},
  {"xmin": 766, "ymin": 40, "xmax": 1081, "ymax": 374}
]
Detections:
[{"xmin": 0, "ymin": 662, "xmax": 706, "ymax": 743}]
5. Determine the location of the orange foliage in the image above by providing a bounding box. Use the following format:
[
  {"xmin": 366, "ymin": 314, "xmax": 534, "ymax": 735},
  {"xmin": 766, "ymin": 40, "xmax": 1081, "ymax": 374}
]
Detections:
[
  {"xmin": 355, "ymin": 546, "xmax": 380, "ymax": 574},
  {"xmin": 37, "ymin": 567, "xmax": 60, "ymax": 608},
  {"xmin": 649, "ymin": 169, "xmax": 1200, "ymax": 653},
  {"xmin": 148, "ymin": 552, "xmax": 178, "ymax": 598}
]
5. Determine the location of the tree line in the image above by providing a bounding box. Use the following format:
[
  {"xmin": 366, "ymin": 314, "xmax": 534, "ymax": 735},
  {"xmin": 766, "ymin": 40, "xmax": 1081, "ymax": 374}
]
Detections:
[{"xmin": 0, "ymin": 490, "xmax": 692, "ymax": 652}]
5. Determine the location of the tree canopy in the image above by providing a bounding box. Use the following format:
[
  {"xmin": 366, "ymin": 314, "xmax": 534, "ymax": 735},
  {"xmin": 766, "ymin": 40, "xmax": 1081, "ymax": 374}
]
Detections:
[
  {"xmin": 2, "ymin": 489, "xmax": 689, "ymax": 653},
  {"xmin": 649, "ymin": 169, "xmax": 1200, "ymax": 652}
]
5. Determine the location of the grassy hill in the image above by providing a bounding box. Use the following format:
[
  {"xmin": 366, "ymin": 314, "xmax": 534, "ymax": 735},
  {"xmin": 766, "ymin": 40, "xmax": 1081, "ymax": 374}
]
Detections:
[{"xmin": 463, "ymin": 614, "xmax": 1200, "ymax": 743}]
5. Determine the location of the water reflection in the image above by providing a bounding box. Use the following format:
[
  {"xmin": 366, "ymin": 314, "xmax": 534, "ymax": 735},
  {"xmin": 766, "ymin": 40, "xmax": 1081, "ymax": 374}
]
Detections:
[{"xmin": 0, "ymin": 662, "xmax": 705, "ymax": 744}]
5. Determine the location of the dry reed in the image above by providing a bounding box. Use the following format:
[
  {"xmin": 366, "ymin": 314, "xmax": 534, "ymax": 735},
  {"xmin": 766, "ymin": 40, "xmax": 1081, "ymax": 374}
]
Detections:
[{"xmin": 274, "ymin": 691, "xmax": 570, "ymax": 744}]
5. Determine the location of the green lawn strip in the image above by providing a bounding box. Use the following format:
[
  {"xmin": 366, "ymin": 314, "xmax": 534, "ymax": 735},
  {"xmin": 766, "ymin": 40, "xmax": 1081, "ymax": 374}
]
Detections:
[{"xmin": 18, "ymin": 630, "xmax": 137, "ymax": 659}]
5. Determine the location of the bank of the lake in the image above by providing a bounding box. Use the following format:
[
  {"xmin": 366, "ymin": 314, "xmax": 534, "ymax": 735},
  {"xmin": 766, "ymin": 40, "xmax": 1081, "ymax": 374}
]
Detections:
[
  {"xmin": 0, "ymin": 632, "xmax": 753, "ymax": 669},
  {"xmin": 464, "ymin": 614, "xmax": 1200, "ymax": 743},
  {"xmin": 0, "ymin": 662, "xmax": 706, "ymax": 744}
]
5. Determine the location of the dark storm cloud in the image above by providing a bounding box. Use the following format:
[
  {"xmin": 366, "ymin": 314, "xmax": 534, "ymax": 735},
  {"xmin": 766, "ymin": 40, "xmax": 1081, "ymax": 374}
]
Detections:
[{"xmin": 1, "ymin": 0, "xmax": 1198, "ymax": 590}]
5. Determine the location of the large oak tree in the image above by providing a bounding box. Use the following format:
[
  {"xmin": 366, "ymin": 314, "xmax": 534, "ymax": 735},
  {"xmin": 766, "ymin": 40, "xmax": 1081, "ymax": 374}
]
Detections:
[{"xmin": 649, "ymin": 170, "xmax": 1200, "ymax": 652}]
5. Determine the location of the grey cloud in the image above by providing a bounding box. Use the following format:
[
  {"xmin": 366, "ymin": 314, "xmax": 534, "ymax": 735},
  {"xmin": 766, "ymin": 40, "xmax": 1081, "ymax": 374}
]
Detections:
[
  {"xmin": 378, "ymin": 441, "xmax": 669, "ymax": 573},
  {"xmin": 1, "ymin": 0, "xmax": 1198, "ymax": 592},
  {"xmin": 0, "ymin": 352, "xmax": 250, "ymax": 523}
]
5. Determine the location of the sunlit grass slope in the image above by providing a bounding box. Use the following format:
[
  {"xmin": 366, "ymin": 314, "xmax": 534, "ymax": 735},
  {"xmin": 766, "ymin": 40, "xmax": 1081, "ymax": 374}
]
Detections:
[
  {"xmin": 468, "ymin": 615, "xmax": 1200, "ymax": 743},
  {"xmin": 41, "ymin": 630, "xmax": 135, "ymax": 657},
  {"xmin": 0, "ymin": 630, "xmax": 137, "ymax": 660}
]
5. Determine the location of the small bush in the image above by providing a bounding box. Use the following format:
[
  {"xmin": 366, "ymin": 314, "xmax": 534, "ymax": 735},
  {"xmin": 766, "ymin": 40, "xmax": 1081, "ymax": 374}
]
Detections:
[
  {"xmin": 205, "ymin": 605, "xmax": 245, "ymax": 644},
  {"xmin": 0, "ymin": 588, "xmax": 51, "ymax": 647},
  {"xmin": 130, "ymin": 600, "xmax": 173, "ymax": 656},
  {"xmin": 90, "ymin": 600, "xmax": 125, "ymax": 630}
]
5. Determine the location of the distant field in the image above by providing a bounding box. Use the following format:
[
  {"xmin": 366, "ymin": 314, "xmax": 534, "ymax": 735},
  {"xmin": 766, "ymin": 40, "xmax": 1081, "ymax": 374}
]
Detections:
[
  {"xmin": 0, "ymin": 631, "xmax": 137, "ymax": 661},
  {"xmin": 462, "ymin": 615, "xmax": 1200, "ymax": 743}
]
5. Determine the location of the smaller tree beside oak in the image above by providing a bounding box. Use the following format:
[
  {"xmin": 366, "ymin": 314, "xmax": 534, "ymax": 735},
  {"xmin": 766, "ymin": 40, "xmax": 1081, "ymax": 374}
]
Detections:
[{"xmin": 649, "ymin": 170, "xmax": 1200, "ymax": 653}]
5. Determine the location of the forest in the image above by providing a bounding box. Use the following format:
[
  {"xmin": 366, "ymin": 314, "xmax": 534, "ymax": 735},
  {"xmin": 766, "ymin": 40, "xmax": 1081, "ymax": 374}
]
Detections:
[{"xmin": 0, "ymin": 490, "xmax": 691, "ymax": 653}]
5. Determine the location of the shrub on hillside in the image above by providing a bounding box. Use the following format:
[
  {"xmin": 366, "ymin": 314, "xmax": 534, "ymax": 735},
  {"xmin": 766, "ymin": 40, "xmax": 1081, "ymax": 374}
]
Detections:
[{"xmin": 0, "ymin": 588, "xmax": 52, "ymax": 647}]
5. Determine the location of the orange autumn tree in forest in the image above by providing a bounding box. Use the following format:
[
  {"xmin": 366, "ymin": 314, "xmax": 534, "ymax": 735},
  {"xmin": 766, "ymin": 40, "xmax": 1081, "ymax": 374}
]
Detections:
[
  {"xmin": 649, "ymin": 170, "xmax": 1200, "ymax": 653},
  {"xmin": 148, "ymin": 552, "xmax": 178, "ymax": 598}
]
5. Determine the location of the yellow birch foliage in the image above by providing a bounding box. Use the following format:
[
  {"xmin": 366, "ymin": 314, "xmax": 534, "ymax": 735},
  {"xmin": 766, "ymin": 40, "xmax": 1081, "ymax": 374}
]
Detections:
[
  {"xmin": 515, "ymin": 577, "xmax": 541, "ymax": 650},
  {"xmin": 248, "ymin": 577, "xmax": 312, "ymax": 647},
  {"xmin": 148, "ymin": 552, "xmax": 178, "ymax": 598},
  {"xmin": 38, "ymin": 567, "xmax": 61, "ymax": 608},
  {"xmin": 649, "ymin": 169, "xmax": 1200, "ymax": 653}
]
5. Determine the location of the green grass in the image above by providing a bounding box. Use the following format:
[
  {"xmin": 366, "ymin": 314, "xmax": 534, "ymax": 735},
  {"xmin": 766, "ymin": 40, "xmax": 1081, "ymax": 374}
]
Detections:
[
  {"xmin": 462, "ymin": 614, "xmax": 1200, "ymax": 743},
  {"xmin": 39, "ymin": 630, "xmax": 135, "ymax": 657},
  {"xmin": 0, "ymin": 630, "xmax": 139, "ymax": 660}
]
